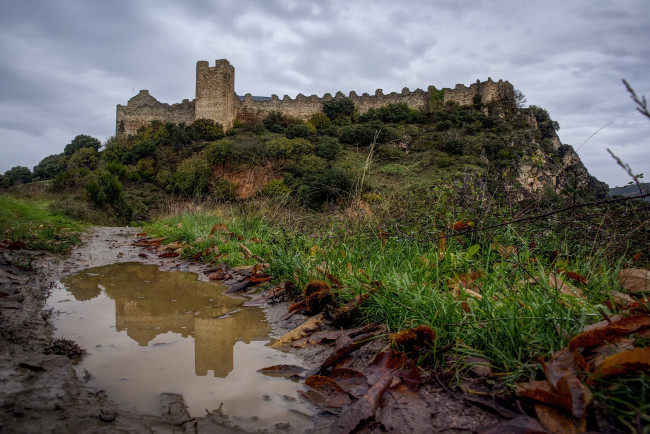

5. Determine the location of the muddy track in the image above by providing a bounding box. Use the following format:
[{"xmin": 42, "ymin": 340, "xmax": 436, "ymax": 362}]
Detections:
[{"xmin": 1, "ymin": 227, "xmax": 502, "ymax": 433}]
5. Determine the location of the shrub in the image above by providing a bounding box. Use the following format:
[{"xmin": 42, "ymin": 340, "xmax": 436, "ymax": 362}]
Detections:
[
  {"xmin": 155, "ymin": 168, "xmax": 174, "ymax": 191},
  {"xmin": 122, "ymin": 139, "xmax": 156, "ymax": 165},
  {"xmin": 378, "ymin": 103, "xmax": 411, "ymax": 123},
  {"xmin": 339, "ymin": 121, "xmax": 398, "ymax": 146},
  {"xmin": 86, "ymin": 170, "xmax": 123, "ymax": 208},
  {"xmin": 260, "ymin": 179, "xmax": 290, "ymax": 197},
  {"xmin": 436, "ymin": 120, "xmax": 453, "ymax": 131},
  {"xmin": 323, "ymin": 98, "xmax": 355, "ymax": 120},
  {"xmin": 136, "ymin": 157, "xmax": 155, "ymax": 180},
  {"xmin": 205, "ymin": 139, "xmax": 233, "ymax": 166},
  {"xmin": 443, "ymin": 138, "xmax": 466, "ymax": 156},
  {"xmin": 308, "ymin": 113, "xmax": 332, "ymax": 129},
  {"xmin": 230, "ymin": 136, "xmax": 267, "ymax": 165},
  {"xmin": 267, "ymin": 137, "xmax": 314, "ymax": 161},
  {"xmin": 375, "ymin": 144, "xmax": 404, "ymax": 161},
  {"xmin": 263, "ymin": 110, "xmax": 291, "ymax": 131},
  {"xmin": 315, "ymin": 136, "xmax": 341, "ymax": 160},
  {"xmin": 64, "ymin": 134, "xmax": 101, "ymax": 155},
  {"xmin": 286, "ymin": 123, "xmax": 310, "ymax": 139},
  {"xmin": 103, "ymin": 136, "xmax": 130, "ymax": 163},
  {"xmin": 212, "ymin": 179, "xmax": 237, "ymax": 201},
  {"xmin": 190, "ymin": 118, "xmax": 225, "ymax": 141},
  {"xmin": 296, "ymin": 155, "xmax": 328, "ymax": 176},
  {"xmin": 174, "ymin": 157, "xmax": 211, "ymax": 197}
]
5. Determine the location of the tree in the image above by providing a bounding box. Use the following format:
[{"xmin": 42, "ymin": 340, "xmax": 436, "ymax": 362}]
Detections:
[
  {"xmin": 3, "ymin": 166, "xmax": 32, "ymax": 186},
  {"xmin": 323, "ymin": 98, "xmax": 355, "ymax": 121},
  {"xmin": 64, "ymin": 134, "xmax": 101, "ymax": 155},
  {"xmin": 190, "ymin": 118, "xmax": 224, "ymax": 141},
  {"xmin": 33, "ymin": 153, "xmax": 67, "ymax": 180},
  {"xmin": 514, "ymin": 89, "xmax": 527, "ymax": 108}
]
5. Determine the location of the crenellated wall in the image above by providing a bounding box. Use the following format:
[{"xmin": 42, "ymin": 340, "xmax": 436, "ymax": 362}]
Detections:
[
  {"xmin": 116, "ymin": 59, "xmax": 515, "ymax": 136},
  {"xmin": 444, "ymin": 78, "xmax": 515, "ymax": 107},
  {"xmin": 116, "ymin": 90, "xmax": 195, "ymax": 136}
]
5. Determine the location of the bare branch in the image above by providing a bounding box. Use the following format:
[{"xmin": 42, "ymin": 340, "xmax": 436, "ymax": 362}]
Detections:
[{"xmin": 623, "ymin": 79, "xmax": 650, "ymax": 120}]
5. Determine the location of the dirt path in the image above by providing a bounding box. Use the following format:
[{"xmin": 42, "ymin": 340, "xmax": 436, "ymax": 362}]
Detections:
[{"xmin": 0, "ymin": 227, "xmax": 276, "ymax": 433}]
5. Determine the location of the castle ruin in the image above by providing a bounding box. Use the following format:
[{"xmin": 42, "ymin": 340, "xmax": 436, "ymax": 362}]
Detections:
[{"xmin": 116, "ymin": 59, "xmax": 515, "ymax": 136}]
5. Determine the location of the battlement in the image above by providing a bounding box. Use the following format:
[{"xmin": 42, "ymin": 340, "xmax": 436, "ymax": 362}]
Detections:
[{"xmin": 116, "ymin": 59, "xmax": 515, "ymax": 136}]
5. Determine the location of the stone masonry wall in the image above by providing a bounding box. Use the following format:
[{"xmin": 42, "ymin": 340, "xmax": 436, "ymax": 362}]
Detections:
[
  {"xmin": 234, "ymin": 88, "xmax": 429, "ymax": 124},
  {"xmin": 444, "ymin": 78, "xmax": 514, "ymax": 107},
  {"xmin": 116, "ymin": 59, "xmax": 515, "ymax": 136},
  {"xmin": 116, "ymin": 90, "xmax": 194, "ymax": 136}
]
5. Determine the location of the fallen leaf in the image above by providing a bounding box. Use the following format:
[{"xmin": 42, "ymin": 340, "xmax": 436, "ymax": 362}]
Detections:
[
  {"xmin": 618, "ymin": 268, "xmax": 650, "ymax": 293},
  {"xmin": 209, "ymin": 223, "xmax": 227, "ymax": 235},
  {"xmin": 515, "ymin": 380, "xmax": 562, "ymax": 407},
  {"xmin": 376, "ymin": 383, "xmax": 434, "ymax": 433},
  {"xmin": 569, "ymin": 314, "xmax": 650, "ymax": 350},
  {"xmin": 592, "ymin": 347, "xmax": 650, "ymax": 381},
  {"xmin": 239, "ymin": 243, "xmax": 253, "ymax": 257},
  {"xmin": 492, "ymin": 243, "xmax": 517, "ymax": 258},
  {"xmin": 138, "ymin": 253, "xmax": 148, "ymax": 258},
  {"xmin": 159, "ymin": 252, "xmax": 179, "ymax": 258},
  {"xmin": 309, "ymin": 331, "xmax": 380, "ymax": 377},
  {"xmin": 249, "ymin": 237, "xmax": 264, "ymax": 244},
  {"xmin": 331, "ymin": 371, "xmax": 394, "ymax": 434},
  {"xmin": 258, "ymin": 364, "xmax": 306, "ymax": 378},
  {"xmin": 478, "ymin": 415, "xmax": 547, "ymax": 434},
  {"xmin": 136, "ymin": 232, "xmax": 147, "ymax": 237},
  {"xmin": 534, "ymin": 404, "xmax": 576, "ymax": 434},
  {"xmin": 304, "ymin": 375, "xmax": 352, "ymax": 407},
  {"xmin": 452, "ymin": 220, "xmax": 474, "ymax": 231},
  {"xmin": 329, "ymin": 368, "xmax": 369, "ymax": 398},
  {"xmin": 270, "ymin": 313, "xmax": 325, "ymax": 350},
  {"xmin": 609, "ymin": 290, "xmax": 635, "ymax": 307},
  {"xmin": 176, "ymin": 223, "xmax": 182, "ymax": 229},
  {"xmin": 364, "ymin": 351, "xmax": 421, "ymax": 389}
]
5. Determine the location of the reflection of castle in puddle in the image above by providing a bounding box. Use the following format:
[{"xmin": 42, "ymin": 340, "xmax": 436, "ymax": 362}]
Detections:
[{"xmin": 63, "ymin": 263, "xmax": 270, "ymax": 378}]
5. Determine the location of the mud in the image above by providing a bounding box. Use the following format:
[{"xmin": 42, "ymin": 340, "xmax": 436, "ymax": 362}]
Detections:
[{"xmin": 0, "ymin": 227, "xmax": 503, "ymax": 433}]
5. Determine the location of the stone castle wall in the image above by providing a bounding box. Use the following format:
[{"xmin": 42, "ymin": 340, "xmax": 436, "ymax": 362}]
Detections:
[
  {"xmin": 234, "ymin": 87, "xmax": 429, "ymax": 124},
  {"xmin": 116, "ymin": 90, "xmax": 195, "ymax": 136},
  {"xmin": 116, "ymin": 59, "xmax": 514, "ymax": 136},
  {"xmin": 444, "ymin": 78, "xmax": 515, "ymax": 107}
]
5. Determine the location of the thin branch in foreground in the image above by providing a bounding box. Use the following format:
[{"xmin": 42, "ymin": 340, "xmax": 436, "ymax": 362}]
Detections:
[{"xmin": 623, "ymin": 79, "xmax": 650, "ymax": 120}]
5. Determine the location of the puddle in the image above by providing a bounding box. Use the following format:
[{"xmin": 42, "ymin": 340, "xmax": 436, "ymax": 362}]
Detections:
[{"xmin": 48, "ymin": 262, "xmax": 314, "ymax": 431}]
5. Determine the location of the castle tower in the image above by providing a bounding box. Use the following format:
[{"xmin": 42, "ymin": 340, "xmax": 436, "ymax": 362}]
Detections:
[{"xmin": 195, "ymin": 59, "xmax": 235, "ymax": 130}]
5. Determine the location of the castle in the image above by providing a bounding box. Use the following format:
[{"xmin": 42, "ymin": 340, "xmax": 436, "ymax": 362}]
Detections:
[{"xmin": 116, "ymin": 59, "xmax": 515, "ymax": 136}]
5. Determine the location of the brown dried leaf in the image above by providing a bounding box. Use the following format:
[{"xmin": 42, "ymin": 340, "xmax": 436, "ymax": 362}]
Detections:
[
  {"xmin": 534, "ymin": 404, "xmax": 576, "ymax": 434},
  {"xmin": 249, "ymin": 237, "xmax": 264, "ymax": 244},
  {"xmin": 159, "ymin": 252, "xmax": 179, "ymax": 258},
  {"xmin": 569, "ymin": 314, "xmax": 650, "ymax": 350},
  {"xmin": 270, "ymin": 313, "xmax": 325, "ymax": 350},
  {"xmin": 465, "ymin": 356, "xmax": 493, "ymax": 377},
  {"xmin": 515, "ymin": 380, "xmax": 562, "ymax": 407},
  {"xmin": 492, "ymin": 243, "xmax": 517, "ymax": 258},
  {"xmin": 556, "ymin": 375, "xmax": 593, "ymax": 419},
  {"xmin": 331, "ymin": 371, "xmax": 394, "ymax": 434},
  {"xmin": 309, "ymin": 331, "xmax": 379, "ymax": 377},
  {"xmin": 618, "ymin": 268, "xmax": 650, "ymax": 293},
  {"xmin": 593, "ymin": 346, "xmax": 650, "ymax": 380},
  {"xmin": 329, "ymin": 368, "xmax": 369, "ymax": 398},
  {"xmin": 258, "ymin": 364, "xmax": 306, "ymax": 378},
  {"xmin": 544, "ymin": 273, "xmax": 585, "ymax": 299},
  {"xmin": 364, "ymin": 351, "xmax": 421, "ymax": 390},
  {"xmin": 376, "ymin": 383, "xmax": 434, "ymax": 433},
  {"xmin": 209, "ymin": 223, "xmax": 227, "ymax": 235},
  {"xmin": 477, "ymin": 415, "xmax": 547, "ymax": 434},
  {"xmin": 304, "ymin": 375, "xmax": 352, "ymax": 407}
]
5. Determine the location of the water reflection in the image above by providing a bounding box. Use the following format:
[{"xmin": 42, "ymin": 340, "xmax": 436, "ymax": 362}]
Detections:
[{"xmin": 61, "ymin": 263, "xmax": 270, "ymax": 377}]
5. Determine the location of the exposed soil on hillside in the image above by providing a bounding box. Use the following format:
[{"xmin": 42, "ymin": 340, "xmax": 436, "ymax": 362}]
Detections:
[{"xmin": 0, "ymin": 227, "xmax": 503, "ymax": 433}]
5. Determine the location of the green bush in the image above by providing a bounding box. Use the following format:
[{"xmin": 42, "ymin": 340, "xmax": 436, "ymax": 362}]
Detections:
[
  {"xmin": 190, "ymin": 118, "xmax": 225, "ymax": 141},
  {"xmin": 102, "ymin": 136, "xmax": 130, "ymax": 163},
  {"xmin": 286, "ymin": 123, "xmax": 310, "ymax": 139},
  {"xmin": 296, "ymin": 154, "xmax": 328, "ymax": 176},
  {"xmin": 339, "ymin": 121, "xmax": 398, "ymax": 146},
  {"xmin": 308, "ymin": 113, "xmax": 332, "ymax": 129},
  {"xmin": 260, "ymin": 179, "xmax": 290, "ymax": 197},
  {"xmin": 323, "ymin": 98, "xmax": 355, "ymax": 120},
  {"xmin": 205, "ymin": 139, "xmax": 233, "ymax": 166},
  {"xmin": 267, "ymin": 137, "xmax": 314, "ymax": 161},
  {"xmin": 174, "ymin": 157, "xmax": 211, "ymax": 197},
  {"xmin": 443, "ymin": 138, "xmax": 466, "ymax": 156},
  {"xmin": 315, "ymin": 136, "xmax": 341, "ymax": 160},
  {"xmin": 122, "ymin": 139, "xmax": 156, "ymax": 165},
  {"xmin": 136, "ymin": 157, "xmax": 155, "ymax": 180},
  {"xmin": 86, "ymin": 170, "xmax": 123, "ymax": 208},
  {"xmin": 375, "ymin": 144, "xmax": 404, "ymax": 161},
  {"xmin": 436, "ymin": 120, "xmax": 453, "ymax": 131},
  {"xmin": 155, "ymin": 168, "xmax": 174, "ymax": 191}
]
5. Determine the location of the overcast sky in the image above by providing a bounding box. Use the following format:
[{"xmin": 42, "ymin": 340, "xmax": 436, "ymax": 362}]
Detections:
[{"xmin": 1, "ymin": 0, "xmax": 648, "ymax": 187}]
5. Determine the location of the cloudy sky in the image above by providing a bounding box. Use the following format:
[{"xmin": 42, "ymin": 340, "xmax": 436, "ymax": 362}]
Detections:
[{"xmin": 1, "ymin": 0, "xmax": 648, "ymax": 187}]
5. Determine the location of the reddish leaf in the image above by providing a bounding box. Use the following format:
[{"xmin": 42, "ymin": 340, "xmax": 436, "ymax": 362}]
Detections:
[
  {"xmin": 309, "ymin": 331, "xmax": 379, "ymax": 377},
  {"xmin": 329, "ymin": 368, "xmax": 369, "ymax": 398},
  {"xmin": 159, "ymin": 252, "xmax": 179, "ymax": 258},
  {"xmin": 331, "ymin": 371, "xmax": 394, "ymax": 434},
  {"xmin": 248, "ymin": 273, "xmax": 272, "ymax": 283},
  {"xmin": 592, "ymin": 347, "xmax": 650, "ymax": 381},
  {"xmin": 138, "ymin": 253, "xmax": 148, "ymax": 258},
  {"xmin": 304, "ymin": 375, "xmax": 352, "ymax": 408},
  {"xmin": 279, "ymin": 299, "xmax": 307, "ymax": 321},
  {"xmin": 258, "ymin": 364, "xmax": 306, "ymax": 378},
  {"xmin": 569, "ymin": 314, "xmax": 650, "ymax": 350},
  {"xmin": 452, "ymin": 220, "xmax": 474, "ymax": 231},
  {"xmin": 534, "ymin": 403, "xmax": 576, "ymax": 434},
  {"xmin": 8, "ymin": 240, "xmax": 27, "ymax": 250},
  {"xmin": 136, "ymin": 232, "xmax": 147, "ymax": 237},
  {"xmin": 249, "ymin": 237, "xmax": 264, "ymax": 244},
  {"xmin": 209, "ymin": 223, "xmax": 227, "ymax": 235},
  {"xmin": 515, "ymin": 380, "xmax": 562, "ymax": 407},
  {"xmin": 364, "ymin": 351, "xmax": 421, "ymax": 390}
]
